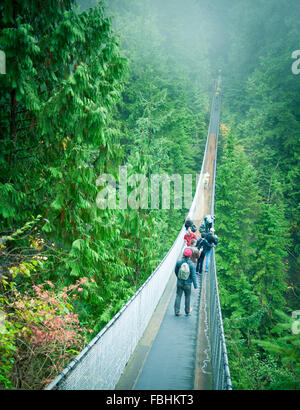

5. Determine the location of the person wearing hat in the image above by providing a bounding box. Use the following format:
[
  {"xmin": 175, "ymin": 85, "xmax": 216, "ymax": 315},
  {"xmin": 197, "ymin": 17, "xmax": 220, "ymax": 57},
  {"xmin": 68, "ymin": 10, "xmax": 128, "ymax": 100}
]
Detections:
[{"xmin": 174, "ymin": 247, "xmax": 198, "ymax": 317}]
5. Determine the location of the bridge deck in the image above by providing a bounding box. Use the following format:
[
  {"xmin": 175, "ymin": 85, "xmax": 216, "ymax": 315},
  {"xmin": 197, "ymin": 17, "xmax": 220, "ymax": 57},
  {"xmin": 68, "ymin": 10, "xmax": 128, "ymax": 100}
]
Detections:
[{"xmin": 116, "ymin": 267, "xmax": 212, "ymax": 390}]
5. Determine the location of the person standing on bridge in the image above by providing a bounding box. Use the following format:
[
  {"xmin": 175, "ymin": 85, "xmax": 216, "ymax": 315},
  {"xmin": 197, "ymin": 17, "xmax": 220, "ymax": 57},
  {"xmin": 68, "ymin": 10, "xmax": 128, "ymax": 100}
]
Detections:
[
  {"xmin": 174, "ymin": 248, "xmax": 198, "ymax": 317},
  {"xmin": 203, "ymin": 172, "xmax": 210, "ymax": 189},
  {"xmin": 187, "ymin": 238, "xmax": 201, "ymax": 266},
  {"xmin": 184, "ymin": 216, "xmax": 194, "ymax": 231},
  {"xmin": 195, "ymin": 234, "xmax": 207, "ymax": 275},
  {"xmin": 202, "ymin": 228, "xmax": 218, "ymax": 272},
  {"xmin": 199, "ymin": 214, "xmax": 215, "ymax": 235},
  {"xmin": 184, "ymin": 226, "xmax": 197, "ymax": 247}
]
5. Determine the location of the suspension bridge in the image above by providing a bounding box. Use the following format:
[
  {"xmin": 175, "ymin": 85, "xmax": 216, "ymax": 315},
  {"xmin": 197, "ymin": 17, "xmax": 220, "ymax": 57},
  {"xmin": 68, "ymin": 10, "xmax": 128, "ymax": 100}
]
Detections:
[{"xmin": 45, "ymin": 76, "xmax": 232, "ymax": 391}]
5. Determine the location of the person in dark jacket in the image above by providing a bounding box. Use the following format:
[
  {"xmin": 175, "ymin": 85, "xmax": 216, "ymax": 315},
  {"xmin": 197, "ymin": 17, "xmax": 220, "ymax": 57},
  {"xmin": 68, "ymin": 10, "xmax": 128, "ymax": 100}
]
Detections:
[
  {"xmin": 174, "ymin": 248, "xmax": 198, "ymax": 316},
  {"xmin": 199, "ymin": 214, "xmax": 215, "ymax": 234},
  {"xmin": 202, "ymin": 228, "xmax": 218, "ymax": 272},
  {"xmin": 196, "ymin": 235, "xmax": 209, "ymax": 274}
]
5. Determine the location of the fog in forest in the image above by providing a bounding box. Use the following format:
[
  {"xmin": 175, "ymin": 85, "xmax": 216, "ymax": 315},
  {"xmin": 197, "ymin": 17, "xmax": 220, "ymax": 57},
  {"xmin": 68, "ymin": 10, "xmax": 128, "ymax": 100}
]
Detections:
[{"xmin": 76, "ymin": 0, "xmax": 300, "ymax": 83}]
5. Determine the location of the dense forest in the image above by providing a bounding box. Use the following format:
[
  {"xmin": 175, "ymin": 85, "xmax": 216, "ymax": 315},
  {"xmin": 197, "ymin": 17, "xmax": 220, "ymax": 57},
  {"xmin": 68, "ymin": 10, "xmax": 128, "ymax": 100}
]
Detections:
[{"xmin": 0, "ymin": 0, "xmax": 299, "ymax": 389}]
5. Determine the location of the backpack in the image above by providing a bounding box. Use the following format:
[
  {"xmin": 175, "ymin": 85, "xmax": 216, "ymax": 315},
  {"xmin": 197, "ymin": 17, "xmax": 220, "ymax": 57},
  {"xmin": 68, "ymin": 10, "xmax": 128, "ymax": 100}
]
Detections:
[
  {"xmin": 203, "ymin": 214, "xmax": 215, "ymax": 232},
  {"xmin": 204, "ymin": 214, "xmax": 213, "ymax": 225},
  {"xmin": 178, "ymin": 261, "xmax": 190, "ymax": 280},
  {"xmin": 198, "ymin": 237, "xmax": 212, "ymax": 251},
  {"xmin": 203, "ymin": 237, "xmax": 213, "ymax": 250},
  {"xmin": 199, "ymin": 222, "xmax": 206, "ymax": 234}
]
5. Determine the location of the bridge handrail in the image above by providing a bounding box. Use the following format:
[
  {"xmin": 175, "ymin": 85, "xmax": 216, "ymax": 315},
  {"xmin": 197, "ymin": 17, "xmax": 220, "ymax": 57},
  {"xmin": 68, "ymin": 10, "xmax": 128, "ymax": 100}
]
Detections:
[{"xmin": 209, "ymin": 76, "xmax": 232, "ymax": 389}]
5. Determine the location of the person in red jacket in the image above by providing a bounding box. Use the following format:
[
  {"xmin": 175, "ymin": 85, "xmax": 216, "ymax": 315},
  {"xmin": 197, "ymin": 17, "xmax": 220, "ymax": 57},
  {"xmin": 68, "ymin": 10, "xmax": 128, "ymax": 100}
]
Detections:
[{"xmin": 184, "ymin": 226, "xmax": 197, "ymax": 247}]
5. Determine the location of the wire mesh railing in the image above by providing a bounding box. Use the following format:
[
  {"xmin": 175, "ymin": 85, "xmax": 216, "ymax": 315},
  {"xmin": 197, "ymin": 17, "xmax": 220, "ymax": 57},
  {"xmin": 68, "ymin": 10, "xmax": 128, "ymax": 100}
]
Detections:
[
  {"xmin": 208, "ymin": 253, "xmax": 232, "ymax": 390},
  {"xmin": 207, "ymin": 76, "xmax": 232, "ymax": 390}
]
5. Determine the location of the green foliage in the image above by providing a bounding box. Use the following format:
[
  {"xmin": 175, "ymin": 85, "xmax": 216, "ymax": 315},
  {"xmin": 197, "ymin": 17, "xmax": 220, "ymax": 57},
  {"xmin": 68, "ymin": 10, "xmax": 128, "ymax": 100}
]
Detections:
[
  {"xmin": 0, "ymin": 0, "xmax": 128, "ymax": 388},
  {"xmin": 0, "ymin": 217, "xmax": 92, "ymax": 389},
  {"xmin": 255, "ymin": 310, "xmax": 300, "ymax": 389},
  {"xmin": 0, "ymin": 320, "xmax": 16, "ymax": 389},
  {"xmin": 0, "ymin": 278, "xmax": 93, "ymax": 389},
  {"xmin": 213, "ymin": 0, "xmax": 300, "ymax": 389},
  {"xmin": 215, "ymin": 130, "xmax": 261, "ymax": 319},
  {"xmin": 222, "ymin": 310, "xmax": 299, "ymax": 390},
  {"xmin": 256, "ymin": 310, "xmax": 300, "ymax": 390},
  {"xmin": 106, "ymin": 0, "xmax": 210, "ymax": 256},
  {"xmin": 215, "ymin": 125, "xmax": 292, "ymax": 388},
  {"xmin": 0, "ymin": 0, "xmax": 211, "ymax": 388},
  {"xmin": 2, "ymin": 0, "xmax": 298, "ymax": 391}
]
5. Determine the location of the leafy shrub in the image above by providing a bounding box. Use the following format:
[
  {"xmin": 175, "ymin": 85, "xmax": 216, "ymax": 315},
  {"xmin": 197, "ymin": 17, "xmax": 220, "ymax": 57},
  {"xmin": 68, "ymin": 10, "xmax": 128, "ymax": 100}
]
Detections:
[{"xmin": 1, "ymin": 278, "xmax": 93, "ymax": 389}]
